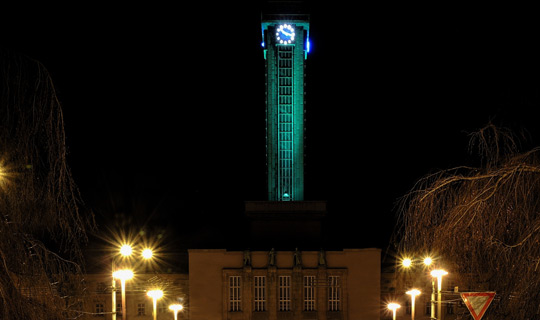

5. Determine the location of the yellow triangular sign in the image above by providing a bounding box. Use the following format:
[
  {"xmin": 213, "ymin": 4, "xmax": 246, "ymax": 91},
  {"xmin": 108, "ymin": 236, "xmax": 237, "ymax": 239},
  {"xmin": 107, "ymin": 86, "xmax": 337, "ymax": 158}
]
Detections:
[{"xmin": 460, "ymin": 292, "xmax": 495, "ymax": 320}]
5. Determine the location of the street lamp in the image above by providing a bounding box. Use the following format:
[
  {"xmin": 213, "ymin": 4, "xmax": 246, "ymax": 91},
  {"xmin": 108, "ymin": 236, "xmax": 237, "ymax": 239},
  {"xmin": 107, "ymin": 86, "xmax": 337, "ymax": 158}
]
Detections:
[
  {"xmin": 401, "ymin": 256, "xmax": 433, "ymax": 269},
  {"xmin": 406, "ymin": 289, "xmax": 421, "ymax": 320},
  {"xmin": 120, "ymin": 244, "xmax": 133, "ymax": 257},
  {"xmin": 147, "ymin": 289, "xmax": 164, "ymax": 320},
  {"xmin": 112, "ymin": 244, "xmax": 133, "ymax": 320},
  {"xmin": 169, "ymin": 304, "xmax": 183, "ymax": 320},
  {"xmin": 431, "ymin": 269, "xmax": 448, "ymax": 320},
  {"xmin": 388, "ymin": 303, "xmax": 401, "ymax": 320},
  {"xmin": 113, "ymin": 243, "xmax": 155, "ymax": 320},
  {"xmin": 402, "ymin": 257, "xmax": 413, "ymax": 268},
  {"xmin": 142, "ymin": 248, "xmax": 153, "ymax": 260},
  {"xmin": 113, "ymin": 269, "xmax": 133, "ymax": 320}
]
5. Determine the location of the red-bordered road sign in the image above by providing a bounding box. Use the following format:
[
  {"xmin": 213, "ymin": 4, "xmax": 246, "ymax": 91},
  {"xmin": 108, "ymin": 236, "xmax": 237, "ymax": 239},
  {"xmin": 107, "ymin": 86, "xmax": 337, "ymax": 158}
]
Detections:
[{"xmin": 460, "ymin": 292, "xmax": 496, "ymax": 320}]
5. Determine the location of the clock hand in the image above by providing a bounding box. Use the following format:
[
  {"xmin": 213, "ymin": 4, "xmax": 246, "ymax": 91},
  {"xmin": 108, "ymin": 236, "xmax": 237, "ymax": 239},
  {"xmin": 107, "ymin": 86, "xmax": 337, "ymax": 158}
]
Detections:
[{"xmin": 281, "ymin": 30, "xmax": 293, "ymax": 37}]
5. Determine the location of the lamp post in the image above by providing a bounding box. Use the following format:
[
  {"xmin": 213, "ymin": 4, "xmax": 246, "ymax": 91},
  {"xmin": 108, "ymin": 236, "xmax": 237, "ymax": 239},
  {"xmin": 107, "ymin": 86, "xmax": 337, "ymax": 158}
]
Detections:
[
  {"xmin": 113, "ymin": 269, "xmax": 133, "ymax": 320},
  {"xmin": 406, "ymin": 289, "xmax": 421, "ymax": 320},
  {"xmin": 401, "ymin": 256, "xmax": 435, "ymax": 320},
  {"xmin": 112, "ymin": 244, "xmax": 154, "ymax": 320},
  {"xmin": 388, "ymin": 303, "xmax": 401, "ymax": 320},
  {"xmin": 169, "ymin": 304, "xmax": 183, "ymax": 320},
  {"xmin": 431, "ymin": 269, "xmax": 448, "ymax": 320},
  {"xmin": 147, "ymin": 289, "xmax": 163, "ymax": 320}
]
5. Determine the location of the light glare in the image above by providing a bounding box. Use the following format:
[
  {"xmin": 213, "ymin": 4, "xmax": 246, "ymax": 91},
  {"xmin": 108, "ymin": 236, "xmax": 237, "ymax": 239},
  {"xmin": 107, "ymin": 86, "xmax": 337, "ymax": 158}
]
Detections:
[
  {"xmin": 406, "ymin": 289, "xmax": 421, "ymax": 296},
  {"xmin": 113, "ymin": 269, "xmax": 134, "ymax": 281},
  {"xmin": 120, "ymin": 244, "xmax": 133, "ymax": 256},
  {"xmin": 169, "ymin": 304, "xmax": 183, "ymax": 311},
  {"xmin": 402, "ymin": 258, "xmax": 412, "ymax": 268},
  {"xmin": 387, "ymin": 302, "xmax": 401, "ymax": 311},
  {"xmin": 431, "ymin": 269, "xmax": 448, "ymax": 278},
  {"xmin": 147, "ymin": 289, "xmax": 164, "ymax": 299},
  {"xmin": 142, "ymin": 248, "xmax": 153, "ymax": 259}
]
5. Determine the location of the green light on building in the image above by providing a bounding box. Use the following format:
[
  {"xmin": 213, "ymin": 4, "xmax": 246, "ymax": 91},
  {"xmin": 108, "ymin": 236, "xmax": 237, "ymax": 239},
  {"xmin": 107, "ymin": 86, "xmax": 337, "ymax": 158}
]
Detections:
[{"xmin": 262, "ymin": 11, "xmax": 310, "ymax": 202}]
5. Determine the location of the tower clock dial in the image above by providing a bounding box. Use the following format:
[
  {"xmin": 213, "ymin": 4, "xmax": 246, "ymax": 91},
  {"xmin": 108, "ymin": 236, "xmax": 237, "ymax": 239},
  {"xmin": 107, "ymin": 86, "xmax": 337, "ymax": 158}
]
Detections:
[{"xmin": 276, "ymin": 24, "xmax": 295, "ymax": 44}]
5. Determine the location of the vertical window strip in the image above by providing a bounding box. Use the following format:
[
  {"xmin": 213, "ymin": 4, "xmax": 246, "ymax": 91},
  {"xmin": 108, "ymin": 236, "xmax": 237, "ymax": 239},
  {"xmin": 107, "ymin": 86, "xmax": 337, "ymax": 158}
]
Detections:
[
  {"xmin": 279, "ymin": 276, "xmax": 291, "ymax": 311},
  {"xmin": 328, "ymin": 276, "xmax": 341, "ymax": 311},
  {"xmin": 95, "ymin": 303, "xmax": 104, "ymax": 315},
  {"xmin": 229, "ymin": 276, "xmax": 242, "ymax": 312},
  {"xmin": 303, "ymin": 276, "xmax": 316, "ymax": 311},
  {"xmin": 254, "ymin": 276, "xmax": 266, "ymax": 311},
  {"xmin": 137, "ymin": 303, "xmax": 145, "ymax": 316}
]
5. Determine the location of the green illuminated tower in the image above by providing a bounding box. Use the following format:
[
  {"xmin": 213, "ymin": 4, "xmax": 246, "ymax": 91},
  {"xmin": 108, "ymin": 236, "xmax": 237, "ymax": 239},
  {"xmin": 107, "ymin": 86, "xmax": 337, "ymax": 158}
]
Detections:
[
  {"xmin": 246, "ymin": 2, "xmax": 324, "ymax": 248},
  {"xmin": 261, "ymin": 7, "xmax": 310, "ymax": 201}
]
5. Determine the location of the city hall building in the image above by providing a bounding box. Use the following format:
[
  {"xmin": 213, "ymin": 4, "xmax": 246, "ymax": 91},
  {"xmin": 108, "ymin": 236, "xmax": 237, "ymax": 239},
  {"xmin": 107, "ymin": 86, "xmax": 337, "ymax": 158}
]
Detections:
[
  {"xmin": 188, "ymin": 248, "xmax": 380, "ymax": 320},
  {"xmin": 185, "ymin": 3, "xmax": 381, "ymax": 320},
  {"xmin": 81, "ymin": 2, "xmax": 381, "ymax": 320}
]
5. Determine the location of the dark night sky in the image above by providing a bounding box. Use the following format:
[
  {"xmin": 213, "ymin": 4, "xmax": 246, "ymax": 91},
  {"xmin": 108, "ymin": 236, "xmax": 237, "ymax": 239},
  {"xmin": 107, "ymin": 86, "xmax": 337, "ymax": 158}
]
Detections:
[{"xmin": 2, "ymin": 3, "xmax": 540, "ymax": 253}]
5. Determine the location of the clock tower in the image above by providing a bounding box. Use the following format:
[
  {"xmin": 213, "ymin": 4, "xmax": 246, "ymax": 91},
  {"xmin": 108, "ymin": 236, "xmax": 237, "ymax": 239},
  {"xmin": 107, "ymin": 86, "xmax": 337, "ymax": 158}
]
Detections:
[
  {"xmin": 261, "ymin": 4, "xmax": 310, "ymax": 201},
  {"xmin": 245, "ymin": 2, "xmax": 325, "ymax": 248}
]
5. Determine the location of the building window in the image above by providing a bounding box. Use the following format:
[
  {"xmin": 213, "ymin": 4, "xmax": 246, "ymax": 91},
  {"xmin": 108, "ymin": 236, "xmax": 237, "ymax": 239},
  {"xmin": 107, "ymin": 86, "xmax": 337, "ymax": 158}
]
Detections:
[
  {"xmin": 328, "ymin": 276, "xmax": 341, "ymax": 311},
  {"xmin": 137, "ymin": 303, "xmax": 146, "ymax": 316},
  {"xmin": 279, "ymin": 276, "xmax": 291, "ymax": 311},
  {"xmin": 94, "ymin": 303, "xmax": 104, "ymax": 317},
  {"xmin": 229, "ymin": 276, "xmax": 242, "ymax": 312},
  {"xmin": 159, "ymin": 302, "xmax": 168, "ymax": 314},
  {"xmin": 425, "ymin": 301, "xmax": 431, "ymax": 315},
  {"xmin": 303, "ymin": 276, "xmax": 316, "ymax": 311},
  {"xmin": 116, "ymin": 303, "xmax": 122, "ymax": 316},
  {"xmin": 254, "ymin": 276, "xmax": 266, "ymax": 311},
  {"xmin": 447, "ymin": 302, "xmax": 454, "ymax": 314}
]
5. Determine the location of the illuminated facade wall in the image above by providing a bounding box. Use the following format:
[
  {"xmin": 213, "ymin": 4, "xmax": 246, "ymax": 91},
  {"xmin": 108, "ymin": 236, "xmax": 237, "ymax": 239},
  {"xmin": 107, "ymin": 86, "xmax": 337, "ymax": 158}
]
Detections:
[
  {"xmin": 262, "ymin": 16, "xmax": 309, "ymax": 202},
  {"xmin": 188, "ymin": 248, "xmax": 381, "ymax": 320}
]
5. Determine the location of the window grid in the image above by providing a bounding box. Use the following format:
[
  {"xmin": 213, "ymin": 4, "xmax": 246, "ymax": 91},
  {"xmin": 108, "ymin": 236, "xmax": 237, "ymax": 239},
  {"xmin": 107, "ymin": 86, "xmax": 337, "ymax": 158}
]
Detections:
[
  {"xmin": 116, "ymin": 303, "xmax": 122, "ymax": 316},
  {"xmin": 277, "ymin": 45, "xmax": 294, "ymax": 201},
  {"xmin": 95, "ymin": 303, "xmax": 104, "ymax": 317},
  {"xmin": 328, "ymin": 276, "xmax": 341, "ymax": 311},
  {"xmin": 137, "ymin": 303, "xmax": 145, "ymax": 316},
  {"xmin": 279, "ymin": 276, "xmax": 291, "ymax": 311},
  {"xmin": 303, "ymin": 276, "xmax": 316, "ymax": 311},
  {"xmin": 254, "ymin": 276, "xmax": 266, "ymax": 311},
  {"xmin": 229, "ymin": 276, "xmax": 242, "ymax": 311}
]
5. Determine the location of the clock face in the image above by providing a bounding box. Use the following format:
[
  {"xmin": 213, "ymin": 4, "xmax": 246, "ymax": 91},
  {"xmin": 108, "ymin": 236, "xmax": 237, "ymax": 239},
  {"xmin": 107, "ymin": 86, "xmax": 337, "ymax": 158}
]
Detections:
[{"xmin": 276, "ymin": 24, "xmax": 295, "ymax": 44}]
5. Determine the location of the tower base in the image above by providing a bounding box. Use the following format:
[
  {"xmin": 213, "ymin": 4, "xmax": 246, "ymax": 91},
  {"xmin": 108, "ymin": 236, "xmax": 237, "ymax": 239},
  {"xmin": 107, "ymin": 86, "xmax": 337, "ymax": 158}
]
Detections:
[{"xmin": 245, "ymin": 201, "xmax": 326, "ymax": 249}]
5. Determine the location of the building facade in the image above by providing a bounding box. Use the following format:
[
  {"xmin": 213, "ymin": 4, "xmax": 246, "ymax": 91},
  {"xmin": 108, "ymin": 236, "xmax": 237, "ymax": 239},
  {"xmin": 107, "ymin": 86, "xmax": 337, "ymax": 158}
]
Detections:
[{"xmin": 188, "ymin": 248, "xmax": 381, "ymax": 320}]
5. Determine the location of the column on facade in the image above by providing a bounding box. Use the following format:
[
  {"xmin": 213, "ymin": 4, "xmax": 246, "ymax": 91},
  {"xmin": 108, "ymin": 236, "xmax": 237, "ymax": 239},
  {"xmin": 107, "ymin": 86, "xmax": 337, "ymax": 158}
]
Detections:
[
  {"xmin": 243, "ymin": 265, "xmax": 252, "ymax": 320},
  {"xmin": 317, "ymin": 265, "xmax": 328, "ymax": 320}
]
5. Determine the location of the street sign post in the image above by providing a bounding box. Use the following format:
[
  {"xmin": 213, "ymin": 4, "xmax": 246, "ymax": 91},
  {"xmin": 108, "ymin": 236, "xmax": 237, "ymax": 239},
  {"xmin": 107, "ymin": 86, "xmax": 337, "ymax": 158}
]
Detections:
[{"xmin": 460, "ymin": 292, "xmax": 496, "ymax": 320}]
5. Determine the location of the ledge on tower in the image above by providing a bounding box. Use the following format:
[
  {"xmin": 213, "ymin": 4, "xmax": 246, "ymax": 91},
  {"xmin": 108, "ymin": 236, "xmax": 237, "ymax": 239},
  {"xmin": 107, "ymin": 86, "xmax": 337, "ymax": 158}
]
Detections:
[
  {"xmin": 245, "ymin": 201, "xmax": 326, "ymax": 219},
  {"xmin": 244, "ymin": 201, "xmax": 327, "ymax": 248}
]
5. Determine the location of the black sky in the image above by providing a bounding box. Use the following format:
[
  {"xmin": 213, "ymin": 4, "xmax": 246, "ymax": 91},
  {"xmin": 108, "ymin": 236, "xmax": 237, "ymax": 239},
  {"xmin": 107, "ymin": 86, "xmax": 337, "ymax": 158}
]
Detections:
[{"xmin": 2, "ymin": 3, "xmax": 540, "ymax": 252}]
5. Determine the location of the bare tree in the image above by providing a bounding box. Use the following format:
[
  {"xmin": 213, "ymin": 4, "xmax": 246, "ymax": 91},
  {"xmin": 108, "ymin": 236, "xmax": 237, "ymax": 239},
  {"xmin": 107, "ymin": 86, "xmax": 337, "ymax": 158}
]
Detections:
[
  {"xmin": 0, "ymin": 49, "xmax": 93, "ymax": 319},
  {"xmin": 394, "ymin": 124, "xmax": 540, "ymax": 319}
]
